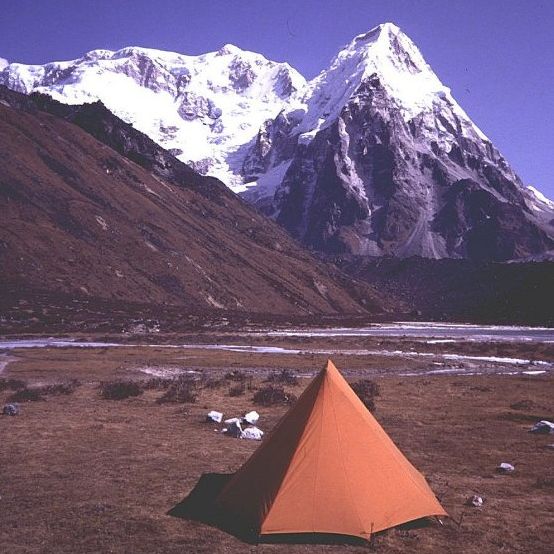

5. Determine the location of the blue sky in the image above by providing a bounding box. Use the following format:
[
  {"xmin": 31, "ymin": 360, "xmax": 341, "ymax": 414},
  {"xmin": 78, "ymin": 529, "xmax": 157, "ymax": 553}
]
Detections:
[{"xmin": 1, "ymin": 0, "xmax": 552, "ymax": 197}]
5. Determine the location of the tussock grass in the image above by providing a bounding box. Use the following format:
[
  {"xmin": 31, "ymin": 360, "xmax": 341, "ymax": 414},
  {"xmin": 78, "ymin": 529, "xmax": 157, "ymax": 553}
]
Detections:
[
  {"xmin": 253, "ymin": 385, "xmax": 297, "ymax": 406},
  {"xmin": 100, "ymin": 380, "xmax": 143, "ymax": 400},
  {"xmin": 350, "ymin": 379, "xmax": 380, "ymax": 412},
  {"xmin": 156, "ymin": 376, "xmax": 198, "ymax": 404}
]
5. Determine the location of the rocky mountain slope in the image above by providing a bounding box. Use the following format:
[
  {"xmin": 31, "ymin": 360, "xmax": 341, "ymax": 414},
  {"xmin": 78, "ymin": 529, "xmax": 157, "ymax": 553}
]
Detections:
[
  {"xmin": 334, "ymin": 255, "xmax": 554, "ymax": 325},
  {"xmin": 2, "ymin": 23, "xmax": 553, "ymax": 261},
  {"xmin": 0, "ymin": 86, "xmax": 384, "ymax": 316},
  {"xmin": 243, "ymin": 23, "xmax": 554, "ymax": 261}
]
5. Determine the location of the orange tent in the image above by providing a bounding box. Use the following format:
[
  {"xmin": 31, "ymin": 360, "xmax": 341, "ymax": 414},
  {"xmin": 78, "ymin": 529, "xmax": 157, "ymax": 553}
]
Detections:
[{"xmin": 216, "ymin": 359, "xmax": 447, "ymax": 540}]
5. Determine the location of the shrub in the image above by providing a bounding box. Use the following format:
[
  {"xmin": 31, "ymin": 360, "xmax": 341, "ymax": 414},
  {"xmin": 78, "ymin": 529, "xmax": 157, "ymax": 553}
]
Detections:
[
  {"xmin": 253, "ymin": 385, "xmax": 297, "ymax": 407},
  {"xmin": 266, "ymin": 369, "xmax": 299, "ymax": 386},
  {"xmin": 202, "ymin": 377, "xmax": 225, "ymax": 389},
  {"xmin": 100, "ymin": 380, "xmax": 143, "ymax": 400},
  {"xmin": 535, "ymin": 477, "xmax": 554, "ymax": 489},
  {"xmin": 510, "ymin": 399, "xmax": 534, "ymax": 411},
  {"xmin": 41, "ymin": 379, "xmax": 81, "ymax": 396},
  {"xmin": 228, "ymin": 383, "xmax": 246, "ymax": 397},
  {"xmin": 8, "ymin": 387, "xmax": 46, "ymax": 402},
  {"xmin": 141, "ymin": 377, "xmax": 175, "ymax": 390},
  {"xmin": 0, "ymin": 378, "xmax": 26, "ymax": 392},
  {"xmin": 157, "ymin": 376, "xmax": 197, "ymax": 404},
  {"xmin": 225, "ymin": 370, "xmax": 246, "ymax": 382},
  {"xmin": 3, "ymin": 379, "xmax": 81, "ymax": 401},
  {"xmin": 351, "ymin": 379, "xmax": 380, "ymax": 413}
]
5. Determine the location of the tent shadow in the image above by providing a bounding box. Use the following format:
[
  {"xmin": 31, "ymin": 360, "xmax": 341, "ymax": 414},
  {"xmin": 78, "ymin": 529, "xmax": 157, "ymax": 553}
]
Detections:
[
  {"xmin": 260, "ymin": 533, "xmax": 368, "ymax": 545},
  {"xmin": 167, "ymin": 472, "xmax": 259, "ymax": 544},
  {"xmin": 167, "ymin": 472, "xmax": 370, "ymax": 546},
  {"xmin": 396, "ymin": 518, "xmax": 433, "ymax": 530}
]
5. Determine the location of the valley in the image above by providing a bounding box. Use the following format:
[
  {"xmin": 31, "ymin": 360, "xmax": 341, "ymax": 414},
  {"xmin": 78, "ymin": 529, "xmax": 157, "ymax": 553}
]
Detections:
[
  {"xmin": 1, "ymin": 326, "xmax": 553, "ymax": 552},
  {"xmin": 2, "ymin": 321, "xmax": 553, "ymax": 382},
  {"xmin": 1, "ymin": 10, "xmax": 553, "ymax": 553}
]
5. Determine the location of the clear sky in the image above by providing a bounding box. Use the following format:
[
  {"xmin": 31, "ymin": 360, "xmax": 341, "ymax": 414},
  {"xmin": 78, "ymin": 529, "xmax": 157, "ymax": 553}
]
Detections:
[{"xmin": 1, "ymin": 0, "xmax": 552, "ymax": 198}]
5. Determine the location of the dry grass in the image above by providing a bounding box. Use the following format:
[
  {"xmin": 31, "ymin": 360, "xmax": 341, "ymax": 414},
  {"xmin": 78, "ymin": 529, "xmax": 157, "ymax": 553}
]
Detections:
[
  {"xmin": 100, "ymin": 380, "xmax": 144, "ymax": 400},
  {"xmin": 252, "ymin": 385, "xmax": 297, "ymax": 406},
  {"xmin": 351, "ymin": 378, "xmax": 380, "ymax": 412},
  {"xmin": 1, "ymin": 345, "xmax": 553, "ymax": 552}
]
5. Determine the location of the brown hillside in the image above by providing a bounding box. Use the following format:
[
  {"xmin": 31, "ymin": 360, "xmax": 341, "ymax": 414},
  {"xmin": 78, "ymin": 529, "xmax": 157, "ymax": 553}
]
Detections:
[{"xmin": 0, "ymin": 88, "xmax": 383, "ymax": 316}]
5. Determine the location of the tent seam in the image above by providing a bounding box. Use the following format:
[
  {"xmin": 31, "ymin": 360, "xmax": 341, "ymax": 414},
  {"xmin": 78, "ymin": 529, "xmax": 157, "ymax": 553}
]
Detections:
[
  {"xmin": 261, "ymin": 371, "xmax": 325, "ymax": 532},
  {"xmin": 336, "ymin": 370, "xmax": 439, "ymax": 500}
]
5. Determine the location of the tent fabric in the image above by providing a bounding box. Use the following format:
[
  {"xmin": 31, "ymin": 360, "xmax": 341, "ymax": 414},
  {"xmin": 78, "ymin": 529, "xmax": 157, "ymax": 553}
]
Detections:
[{"xmin": 215, "ymin": 359, "xmax": 447, "ymax": 540}]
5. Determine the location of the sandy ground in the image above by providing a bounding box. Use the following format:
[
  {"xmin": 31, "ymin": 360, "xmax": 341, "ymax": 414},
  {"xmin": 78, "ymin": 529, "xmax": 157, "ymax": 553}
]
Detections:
[{"xmin": 1, "ymin": 335, "xmax": 553, "ymax": 552}]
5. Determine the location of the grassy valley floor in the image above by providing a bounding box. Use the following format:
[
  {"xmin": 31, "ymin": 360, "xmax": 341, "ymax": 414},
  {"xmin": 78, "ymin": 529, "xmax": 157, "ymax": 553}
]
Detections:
[{"xmin": 1, "ymin": 337, "xmax": 553, "ymax": 552}]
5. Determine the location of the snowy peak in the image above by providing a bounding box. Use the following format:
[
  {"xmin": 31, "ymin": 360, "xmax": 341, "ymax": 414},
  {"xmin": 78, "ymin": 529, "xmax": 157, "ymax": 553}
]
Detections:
[
  {"xmin": 314, "ymin": 22, "xmax": 441, "ymax": 107},
  {"xmin": 1, "ymin": 43, "xmax": 305, "ymax": 99},
  {"xmin": 239, "ymin": 23, "xmax": 493, "ymax": 201},
  {"xmin": 240, "ymin": 24, "xmax": 554, "ymax": 261},
  {"xmin": 290, "ymin": 22, "xmax": 486, "ymax": 144},
  {"xmin": 216, "ymin": 43, "xmax": 242, "ymax": 56},
  {"xmin": 351, "ymin": 22, "xmax": 430, "ymax": 73},
  {"xmin": 0, "ymin": 44, "xmax": 306, "ymax": 190},
  {"xmin": 338, "ymin": 22, "xmax": 426, "ymax": 74}
]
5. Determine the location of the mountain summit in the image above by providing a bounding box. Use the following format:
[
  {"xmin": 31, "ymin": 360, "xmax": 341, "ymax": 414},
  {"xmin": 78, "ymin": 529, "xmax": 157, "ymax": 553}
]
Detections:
[
  {"xmin": 277, "ymin": 23, "xmax": 485, "ymax": 142},
  {"xmin": 242, "ymin": 23, "xmax": 554, "ymax": 260},
  {"xmin": 2, "ymin": 23, "xmax": 553, "ymax": 261}
]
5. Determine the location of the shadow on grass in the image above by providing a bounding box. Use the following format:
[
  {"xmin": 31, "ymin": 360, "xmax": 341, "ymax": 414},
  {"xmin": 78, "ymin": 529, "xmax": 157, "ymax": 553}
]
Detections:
[
  {"xmin": 167, "ymin": 473, "xmax": 257, "ymax": 543},
  {"xmin": 167, "ymin": 472, "xmax": 369, "ymax": 546}
]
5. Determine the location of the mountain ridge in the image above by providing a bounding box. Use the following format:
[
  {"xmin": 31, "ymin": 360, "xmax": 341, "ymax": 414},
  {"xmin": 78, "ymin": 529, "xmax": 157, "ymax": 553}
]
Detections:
[
  {"xmin": 0, "ymin": 43, "xmax": 306, "ymax": 190},
  {"xmin": 0, "ymin": 85, "xmax": 385, "ymax": 316},
  {"xmin": 1, "ymin": 23, "xmax": 553, "ymax": 261},
  {"xmin": 242, "ymin": 23, "xmax": 554, "ymax": 260},
  {"xmin": 334, "ymin": 254, "xmax": 554, "ymax": 325}
]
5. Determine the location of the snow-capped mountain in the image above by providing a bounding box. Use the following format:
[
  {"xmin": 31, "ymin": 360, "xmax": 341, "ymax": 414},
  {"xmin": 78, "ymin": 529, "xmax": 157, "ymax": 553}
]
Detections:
[
  {"xmin": 0, "ymin": 44, "xmax": 305, "ymax": 190},
  {"xmin": 242, "ymin": 23, "xmax": 554, "ymax": 260},
  {"xmin": 242, "ymin": 22, "xmax": 489, "ymax": 200},
  {"xmin": 2, "ymin": 22, "xmax": 553, "ymax": 261},
  {"xmin": 0, "ymin": 85, "xmax": 381, "ymax": 315}
]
